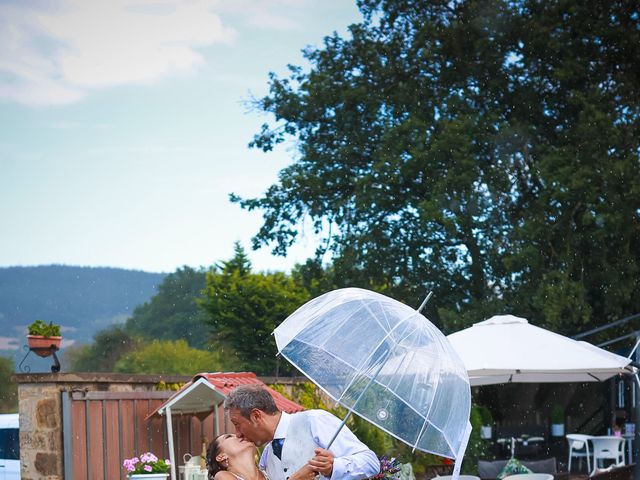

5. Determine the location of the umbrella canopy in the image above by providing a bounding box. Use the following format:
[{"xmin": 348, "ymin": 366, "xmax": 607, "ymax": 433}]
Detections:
[
  {"xmin": 274, "ymin": 287, "xmax": 471, "ymax": 462},
  {"xmin": 447, "ymin": 315, "xmax": 636, "ymax": 386}
]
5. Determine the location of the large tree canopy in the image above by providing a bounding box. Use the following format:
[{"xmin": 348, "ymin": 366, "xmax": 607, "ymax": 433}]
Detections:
[{"xmin": 235, "ymin": 0, "xmax": 640, "ymax": 335}]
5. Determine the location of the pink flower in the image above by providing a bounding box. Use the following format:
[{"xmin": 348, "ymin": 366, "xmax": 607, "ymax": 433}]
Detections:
[
  {"xmin": 123, "ymin": 452, "xmax": 169, "ymax": 475},
  {"xmin": 123, "ymin": 458, "xmax": 138, "ymax": 472},
  {"xmin": 141, "ymin": 453, "xmax": 158, "ymax": 463}
]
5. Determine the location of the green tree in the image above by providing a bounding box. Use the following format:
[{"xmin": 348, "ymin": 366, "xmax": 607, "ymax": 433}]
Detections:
[
  {"xmin": 125, "ymin": 266, "xmax": 210, "ymax": 348},
  {"xmin": 222, "ymin": 241, "xmax": 253, "ymax": 275},
  {"xmin": 234, "ymin": 0, "xmax": 522, "ymax": 321},
  {"xmin": 200, "ymin": 245, "xmax": 309, "ymax": 375},
  {"xmin": 497, "ymin": 1, "xmax": 640, "ymax": 337},
  {"xmin": 114, "ymin": 339, "xmax": 222, "ymax": 375},
  {"xmin": 0, "ymin": 356, "xmax": 17, "ymax": 413},
  {"xmin": 290, "ymin": 259, "xmax": 339, "ymax": 297},
  {"xmin": 66, "ymin": 325, "xmax": 139, "ymax": 372},
  {"xmin": 234, "ymin": 0, "xmax": 640, "ymax": 335}
]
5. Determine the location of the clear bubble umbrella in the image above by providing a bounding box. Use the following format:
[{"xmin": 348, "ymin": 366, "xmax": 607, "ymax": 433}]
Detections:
[{"xmin": 274, "ymin": 288, "xmax": 471, "ymax": 478}]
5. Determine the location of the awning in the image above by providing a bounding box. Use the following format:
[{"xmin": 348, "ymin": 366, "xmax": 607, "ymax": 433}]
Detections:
[{"xmin": 447, "ymin": 315, "xmax": 636, "ymax": 386}]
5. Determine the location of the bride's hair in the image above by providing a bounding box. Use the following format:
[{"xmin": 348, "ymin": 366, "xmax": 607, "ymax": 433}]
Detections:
[{"xmin": 206, "ymin": 435, "xmax": 226, "ymax": 479}]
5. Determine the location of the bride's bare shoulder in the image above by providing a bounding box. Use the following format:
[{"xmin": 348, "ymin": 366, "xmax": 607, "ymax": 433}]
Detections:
[{"xmin": 215, "ymin": 471, "xmax": 239, "ymax": 480}]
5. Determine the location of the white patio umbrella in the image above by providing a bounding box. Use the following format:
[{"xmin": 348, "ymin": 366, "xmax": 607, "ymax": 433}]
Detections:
[{"xmin": 447, "ymin": 315, "xmax": 636, "ymax": 386}]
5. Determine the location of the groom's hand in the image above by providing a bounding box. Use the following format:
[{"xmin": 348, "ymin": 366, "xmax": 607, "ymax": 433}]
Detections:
[{"xmin": 309, "ymin": 448, "xmax": 334, "ymax": 477}]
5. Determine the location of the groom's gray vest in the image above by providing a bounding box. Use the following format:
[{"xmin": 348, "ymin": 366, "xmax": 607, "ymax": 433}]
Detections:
[{"xmin": 265, "ymin": 411, "xmax": 318, "ymax": 480}]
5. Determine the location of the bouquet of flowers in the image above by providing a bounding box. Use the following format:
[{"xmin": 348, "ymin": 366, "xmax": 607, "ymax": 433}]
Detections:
[
  {"xmin": 123, "ymin": 452, "xmax": 170, "ymax": 474},
  {"xmin": 370, "ymin": 456, "xmax": 402, "ymax": 480}
]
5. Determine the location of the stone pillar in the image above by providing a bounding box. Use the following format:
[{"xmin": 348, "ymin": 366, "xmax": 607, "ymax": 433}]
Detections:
[{"xmin": 18, "ymin": 377, "xmax": 63, "ymax": 479}]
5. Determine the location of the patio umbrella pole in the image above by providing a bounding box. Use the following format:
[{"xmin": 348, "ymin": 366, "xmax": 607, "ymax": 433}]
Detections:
[{"xmin": 326, "ymin": 349, "xmax": 391, "ymax": 449}]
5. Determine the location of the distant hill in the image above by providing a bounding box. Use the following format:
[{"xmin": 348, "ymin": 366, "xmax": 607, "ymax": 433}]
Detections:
[{"xmin": 0, "ymin": 265, "xmax": 166, "ymax": 360}]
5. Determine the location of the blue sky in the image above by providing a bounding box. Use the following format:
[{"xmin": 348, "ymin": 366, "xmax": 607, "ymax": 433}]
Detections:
[{"xmin": 0, "ymin": 0, "xmax": 361, "ymax": 273}]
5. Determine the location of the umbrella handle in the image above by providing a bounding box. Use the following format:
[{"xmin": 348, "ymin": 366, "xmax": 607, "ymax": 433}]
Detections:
[
  {"xmin": 417, "ymin": 291, "xmax": 433, "ymax": 313},
  {"xmin": 326, "ymin": 349, "xmax": 391, "ymax": 449}
]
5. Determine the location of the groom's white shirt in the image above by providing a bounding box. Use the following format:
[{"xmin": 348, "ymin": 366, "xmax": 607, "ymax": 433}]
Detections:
[{"xmin": 259, "ymin": 410, "xmax": 379, "ymax": 480}]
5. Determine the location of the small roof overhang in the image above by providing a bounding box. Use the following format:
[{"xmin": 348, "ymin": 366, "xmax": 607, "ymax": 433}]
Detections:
[
  {"xmin": 156, "ymin": 377, "xmax": 225, "ymax": 417},
  {"xmin": 148, "ymin": 372, "xmax": 305, "ymax": 420}
]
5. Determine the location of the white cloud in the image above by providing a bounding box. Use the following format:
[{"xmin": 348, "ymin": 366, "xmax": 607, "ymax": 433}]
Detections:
[
  {"xmin": 213, "ymin": 0, "xmax": 315, "ymax": 31},
  {"xmin": 0, "ymin": 0, "xmax": 235, "ymax": 106}
]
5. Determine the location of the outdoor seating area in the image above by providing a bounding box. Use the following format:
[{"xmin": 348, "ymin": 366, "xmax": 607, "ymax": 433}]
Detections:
[
  {"xmin": 445, "ymin": 314, "xmax": 638, "ymax": 480},
  {"xmin": 471, "ymin": 429, "xmax": 636, "ymax": 480}
]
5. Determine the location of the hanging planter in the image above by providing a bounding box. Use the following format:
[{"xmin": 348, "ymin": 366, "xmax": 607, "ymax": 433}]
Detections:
[
  {"xmin": 27, "ymin": 335, "xmax": 62, "ymax": 356},
  {"xmin": 27, "ymin": 319, "xmax": 62, "ymax": 357}
]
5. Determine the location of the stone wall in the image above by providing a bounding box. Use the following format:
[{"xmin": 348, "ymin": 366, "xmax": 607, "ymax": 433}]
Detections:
[{"xmin": 14, "ymin": 372, "xmax": 190, "ymax": 480}]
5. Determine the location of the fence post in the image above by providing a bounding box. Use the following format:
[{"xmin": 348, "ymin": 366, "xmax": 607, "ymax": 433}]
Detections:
[{"xmin": 62, "ymin": 391, "xmax": 74, "ymax": 480}]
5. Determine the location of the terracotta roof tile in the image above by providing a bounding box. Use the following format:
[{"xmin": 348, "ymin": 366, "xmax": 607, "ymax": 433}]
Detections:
[
  {"xmin": 192, "ymin": 372, "xmax": 304, "ymax": 413},
  {"xmin": 147, "ymin": 372, "xmax": 305, "ymax": 420}
]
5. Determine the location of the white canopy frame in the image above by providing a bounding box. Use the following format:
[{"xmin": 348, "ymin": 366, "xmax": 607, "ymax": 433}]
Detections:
[{"xmin": 156, "ymin": 377, "xmax": 226, "ymax": 480}]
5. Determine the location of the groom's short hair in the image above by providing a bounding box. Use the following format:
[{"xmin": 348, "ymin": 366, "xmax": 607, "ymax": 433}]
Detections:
[{"xmin": 224, "ymin": 385, "xmax": 279, "ymax": 417}]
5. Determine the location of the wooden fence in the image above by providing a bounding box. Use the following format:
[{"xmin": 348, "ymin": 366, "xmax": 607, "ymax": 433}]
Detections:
[{"xmin": 62, "ymin": 390, "xmax": 220, "ymax": 480}]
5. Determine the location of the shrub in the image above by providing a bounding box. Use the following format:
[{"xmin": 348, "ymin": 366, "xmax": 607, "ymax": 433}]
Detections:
[
  {"xmin": 550, "ymin": 405, "xmax": 565, "ymax": 424},
  {"xmin": 477, "ymin": 405, "xmax": 493, "ymax": 426}
]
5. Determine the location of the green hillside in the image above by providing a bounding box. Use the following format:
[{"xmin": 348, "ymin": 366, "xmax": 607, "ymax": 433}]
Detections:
[{"xmin": 0, "ymin": 265, "xmax": 165, "ymax": 358}]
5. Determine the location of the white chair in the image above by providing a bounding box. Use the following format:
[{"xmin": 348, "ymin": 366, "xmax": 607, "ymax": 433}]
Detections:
[
  {"xmin": 502, "ymin": 475, "xmax": 553, "ymax": 480},
  {"xmin": 590, "ymin": 435, "xmax": 625, "ymax": 473},
  {"xmin": 566, "ymin": 433, "xmax": 593, "ymax": 473}
]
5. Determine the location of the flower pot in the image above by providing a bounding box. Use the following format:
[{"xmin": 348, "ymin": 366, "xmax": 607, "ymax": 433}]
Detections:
[
  {"xmin": 480, "ymin": 425, "xmax": 492, "ymax": 439},
  {"xmin": 128, "ymin": 474, "xmax": 169, "ymax": 479},
  {"xmin": 27, "ymin": 335, "xmax": 62, "ymax": 357},
  {"xmin": 551, "ymin": 423, "xmax": 564, "ymax": 437}
]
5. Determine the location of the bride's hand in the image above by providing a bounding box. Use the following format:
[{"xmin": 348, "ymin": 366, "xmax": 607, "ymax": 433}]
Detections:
[{"xmin": 288, "ymin": 464, "xmax": 317, "ymax": 480}]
